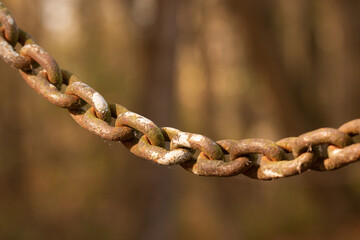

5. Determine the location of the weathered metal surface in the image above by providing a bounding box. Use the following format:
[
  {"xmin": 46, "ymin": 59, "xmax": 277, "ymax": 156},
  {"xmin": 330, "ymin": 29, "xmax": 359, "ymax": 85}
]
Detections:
[
  {"xmin": 244, "ymin": 153, "xmax": 315, "ymax": 180},
  {"xmin": 0, "ymin": 35, "xmax": 30, "ymax": 69},
  {"xmin": 116, "ymin": 112, "xmax": 165, "ymax": 148},
  {"xmin": 292, "ymin": 128, "xmax": 353, "ymax": 157},
  {"xmin": 70, "ymin": 106, "xmax": 134, "ymax": 141},
  {"xmin": 182, "ymin": 152, "xmax": 253, "ymax": 177},
  {"xmin": 20, "ymin": 70, "xmax": 82, "ymax": 109},
  {"xmin": 20, "ymin": 44, "xmax": 62, "ymax": 89},
  {"xmin": 171, "ymin": 132, "xmax": 224, "ymax": 160},
  {"xmin": 18, "ymin": 28, "xmax": 35, "ymax": 46},
  {"xmin": 161, "ymin": 127, "xmax": 183, "ymax": 141},
  {"xmin": 339, "ymin": 119, "xmax": 360, "ymax": 136},
  {"xmin": 65, "ymin": 81, "xmax": 111, "ymax": 122},
  {"xmin": 0, "ymin": 1, "xmax": 359, "ymax": 180},
  {"xmin": 123, "ymin": 135, "xmax": 193, "ymax": 165},
  {"xmin": 276, "ymin": 137, "xmax": 298, "ymax": 152},
  {"xmin": 312, "ymin": 144, "xmax": 360, "ymax": 171},
  {"xmin": 0, "ymin": 2, "xmax": 18, "ymax": 46},
  {"xmin": 217, "ymin": 139, "xmax": 286, "ymax": 161}
]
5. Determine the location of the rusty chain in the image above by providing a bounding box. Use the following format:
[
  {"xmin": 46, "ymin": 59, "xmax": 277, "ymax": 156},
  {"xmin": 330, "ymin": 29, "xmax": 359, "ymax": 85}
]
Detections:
[{"xmin": 0, "ymin": 2, "xmax": 359, "ymax": 180}]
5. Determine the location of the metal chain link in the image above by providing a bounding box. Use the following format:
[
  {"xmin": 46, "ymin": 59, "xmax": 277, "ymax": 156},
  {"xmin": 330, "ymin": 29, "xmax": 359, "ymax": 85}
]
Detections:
[{"xmin": 0, "ymin": 2, "xmax": 359, "ymax": 180}]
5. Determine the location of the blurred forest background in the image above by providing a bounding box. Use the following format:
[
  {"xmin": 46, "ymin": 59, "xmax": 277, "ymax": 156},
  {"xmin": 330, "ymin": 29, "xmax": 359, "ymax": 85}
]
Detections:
[{"xmin": 1, "ymin": 0, "xmax": 360, "ymax": 239}]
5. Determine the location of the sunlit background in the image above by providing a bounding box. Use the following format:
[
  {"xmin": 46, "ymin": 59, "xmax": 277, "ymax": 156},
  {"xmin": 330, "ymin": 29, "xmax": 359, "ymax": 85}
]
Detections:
[{"xmin": 1, "ymin": 0, "xmax": 360, "ymax": 239}]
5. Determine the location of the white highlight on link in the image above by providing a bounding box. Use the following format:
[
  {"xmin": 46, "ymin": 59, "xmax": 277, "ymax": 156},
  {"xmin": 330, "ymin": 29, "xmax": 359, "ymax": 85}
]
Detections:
[
  {"xmin": 263, "ymin": 169, "xmax": 283, "ymax": 178},
  {"xmin": 173, "ymin": 133, "xmax": 191, "ymax": 148},
  {"xmin": 92, "ymin": 92, "xmax": 108, "ymax": 114},
  {"xmin": 192, "ymin": 134, "xmax": 205, "ymax": 143},
  {"xmin": 157, "ymin": 150, "xmax": 187, "ymax": 165}
]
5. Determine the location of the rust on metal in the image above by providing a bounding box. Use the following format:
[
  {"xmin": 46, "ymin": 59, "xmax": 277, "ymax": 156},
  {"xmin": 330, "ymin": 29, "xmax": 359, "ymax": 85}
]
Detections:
[
  {"xmin": 244, "ymin": 153, "xmax": 315, "ymax": 180},
  {"xmin": 312, "ymin": 144, "xmax": 360, "ymax": 171},
  {"xmin": 217, "ymin": 139, "xmax": 286, "ymax": 161},
  {"xmin": 0, "ymin": 28, "xmax": 36, "ymax": 70},
  {"xmin": 276, "ymin": 137, "xmax": 298, "ymax": 152},
  {"xmin": 339, "ymin": 119, "xmax": 360, "ymax": 136},
  {"xmin": 161, "ymin": 127, "xmax": 183, "ymax": 141},
  {"xmin": 70, "ymin": 105, "xmax": 134, "ymax": 141},
  {"xmin": 20, "ymin": 44, "xmax": 62, "ymax": 89},
  {"xmin": 65, "ymin": 81, "xmax": 111, "ymax": 122},
  {"xmin": 18, "ymin": 29, "xmax": 35, "ymax": 46},
  {"xmin": 123, "ymin": 135, "xmax": 193, "ymax": 165},
  {"xmin": 0, "ymin": 35, "xmax": 30, "ymax": 69},
  {"xmin": 292, "ymin": 128, "xmax": 353, "ymax": 157},
  {"xmin": 20, "ymin": 70, "xmax": 82, "ymax": 109},
  {"xmin": 109, "ymin": 103, "xmax": 129, "ymax": 118},
  {"xmin": 61, "ymin": 69, "xmax": 81, "ymax": 86},
  {"xmin": 171, "ymin": 132, "xmax": 224, "ymax": 160},
  {"xmin": 182, "ymin": 152, "xmax": 253, "ymax": 176},
  {"xmin": 0, "ymin": 2, "xmax": 18, "ymax": 46},
  {"xmin": 116, "ymin": 112, "xmax": 165, "ymax": 148},
  {"xmin": 0, "ymin": 1, "xmax": 360, "ymax": 180},
  {"xmin": 122, "ymin": 127, "xmax": 194, "ymax": 165}
]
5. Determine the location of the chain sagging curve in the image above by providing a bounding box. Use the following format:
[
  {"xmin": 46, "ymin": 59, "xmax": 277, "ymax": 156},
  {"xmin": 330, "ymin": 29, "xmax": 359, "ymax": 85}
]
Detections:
[{"xmin": 0, "ymin": 2, "xmax": 359, "ymax": 180}]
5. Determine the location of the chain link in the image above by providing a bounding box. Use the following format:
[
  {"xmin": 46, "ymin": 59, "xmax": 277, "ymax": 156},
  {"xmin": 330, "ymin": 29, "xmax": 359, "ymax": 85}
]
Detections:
[{"xmin": 0, "ymin": 2, "xmax": 359, "ymax": 180}]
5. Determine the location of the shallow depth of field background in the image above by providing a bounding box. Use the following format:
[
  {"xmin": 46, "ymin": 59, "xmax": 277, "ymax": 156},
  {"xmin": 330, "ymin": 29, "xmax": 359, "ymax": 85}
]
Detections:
[{"xmin": 1, "ymin": 0, "xmax": 360, "ymax": 239}]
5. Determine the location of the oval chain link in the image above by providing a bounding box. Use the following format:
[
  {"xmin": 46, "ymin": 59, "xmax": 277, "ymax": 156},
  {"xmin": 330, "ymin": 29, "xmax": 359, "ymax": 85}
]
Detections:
[
  {"xmin": 20, "ymin": 44, "xmax": 63, "ymax": 89},
  {"xmin": 0, "ymin": 2, "xmax": 18, "ymax": 46},
  {"xmin": 122, "ymin": 127, "xmax": 193, "ymax": 165},
  {"xmin": 116, "ymin": 112, "xmax": 165, "ymax": 147},
  {"xmin": 70, "ymin": 103, "xmax": 134, "ymax": 142}
]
